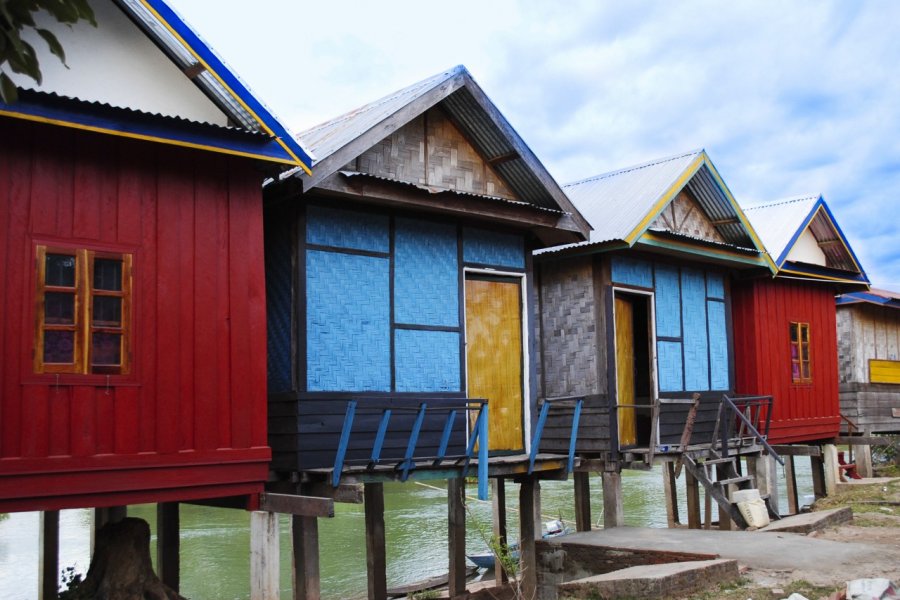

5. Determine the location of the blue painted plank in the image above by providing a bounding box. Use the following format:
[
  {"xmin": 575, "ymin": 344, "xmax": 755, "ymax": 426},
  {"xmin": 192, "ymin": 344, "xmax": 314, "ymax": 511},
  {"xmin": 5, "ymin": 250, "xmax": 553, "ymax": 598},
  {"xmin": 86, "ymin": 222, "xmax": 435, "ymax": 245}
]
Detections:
[{"xmin": 333, "ymin": 401, "xmax": 357, "ymax": 487}]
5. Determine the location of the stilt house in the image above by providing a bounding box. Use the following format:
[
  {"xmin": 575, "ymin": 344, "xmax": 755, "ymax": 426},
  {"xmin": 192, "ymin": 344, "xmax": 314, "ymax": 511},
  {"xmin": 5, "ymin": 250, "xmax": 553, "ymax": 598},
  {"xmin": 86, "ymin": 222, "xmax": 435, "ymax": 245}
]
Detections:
[
  {"xmin": 836, "ymin": 288, "xmax": 900, "ymax": 434},
  {"xmin": 734, "ymin": 196, "xmax": 869, "ymax": 443},
  {"xmin": 0, "ymin": 0, "xmax": 313, "ymax": 513},
  {"xmin": 263, "ymin": 66, "xmax": 590, "ymax": 490},
  {"xmin": 535, "ymin": 150, "xmax": 774, "ymax": 465}
]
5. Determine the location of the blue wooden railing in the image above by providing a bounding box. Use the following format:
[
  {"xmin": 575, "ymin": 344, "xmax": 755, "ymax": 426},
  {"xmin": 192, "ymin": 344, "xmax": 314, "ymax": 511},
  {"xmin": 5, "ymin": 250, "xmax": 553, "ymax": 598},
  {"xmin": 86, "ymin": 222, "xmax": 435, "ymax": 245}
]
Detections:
[
  {"xmin": 332, "ymin": 399, "xmax": 490, "ymax": 499},
  {"xmin": 528, "ymin": 396, "xmax": 583, "ymax": 475}
]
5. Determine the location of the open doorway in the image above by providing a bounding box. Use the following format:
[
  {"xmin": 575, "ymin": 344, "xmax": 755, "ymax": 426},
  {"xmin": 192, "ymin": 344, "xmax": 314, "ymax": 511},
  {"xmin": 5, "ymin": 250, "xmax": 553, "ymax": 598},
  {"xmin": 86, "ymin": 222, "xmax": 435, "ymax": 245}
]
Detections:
[{"xmin": 613, "ymin": 291, "xmax": 655, "ymax": 449}]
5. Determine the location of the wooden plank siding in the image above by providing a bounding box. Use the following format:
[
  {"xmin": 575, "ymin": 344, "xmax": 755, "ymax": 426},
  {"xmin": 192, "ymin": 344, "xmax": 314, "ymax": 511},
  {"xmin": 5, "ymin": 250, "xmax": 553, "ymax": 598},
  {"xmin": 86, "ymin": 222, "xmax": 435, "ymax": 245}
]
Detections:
[
  {"xmin": 0, "ymin": 118, "xmax": 270, "ymax": 512},
  {"xmin": 732, "ymin": 277, "xmax": 841, "ymax": 443}
]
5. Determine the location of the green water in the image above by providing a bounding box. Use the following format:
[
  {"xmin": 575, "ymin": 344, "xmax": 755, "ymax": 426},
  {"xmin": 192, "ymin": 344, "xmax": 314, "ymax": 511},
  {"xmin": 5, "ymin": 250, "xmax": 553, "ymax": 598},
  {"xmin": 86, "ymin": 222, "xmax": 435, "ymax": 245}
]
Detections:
[{"xmin": 0, "ymin": 462, "xmax": 813, "ymax": 599}]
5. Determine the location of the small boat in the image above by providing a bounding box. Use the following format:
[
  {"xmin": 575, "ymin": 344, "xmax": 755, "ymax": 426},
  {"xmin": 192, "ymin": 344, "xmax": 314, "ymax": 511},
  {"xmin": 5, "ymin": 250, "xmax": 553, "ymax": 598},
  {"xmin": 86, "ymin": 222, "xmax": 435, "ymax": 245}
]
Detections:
[{"xmin": 466, "ymin": 520, "xmax": 571, "ymax": 569}]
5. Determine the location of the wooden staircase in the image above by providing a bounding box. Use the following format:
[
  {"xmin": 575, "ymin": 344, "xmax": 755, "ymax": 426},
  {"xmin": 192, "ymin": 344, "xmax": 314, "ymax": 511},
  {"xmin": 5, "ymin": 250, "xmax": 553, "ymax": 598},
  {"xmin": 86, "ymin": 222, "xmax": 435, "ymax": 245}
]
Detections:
[{"xmin": 682, "ymin": 451, "xmax": 780, "ymax": 529}]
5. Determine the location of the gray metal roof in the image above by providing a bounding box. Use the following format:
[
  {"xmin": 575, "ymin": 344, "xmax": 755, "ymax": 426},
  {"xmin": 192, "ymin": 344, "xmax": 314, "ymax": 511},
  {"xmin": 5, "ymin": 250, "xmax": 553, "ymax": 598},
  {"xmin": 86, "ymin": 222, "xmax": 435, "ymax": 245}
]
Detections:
[
  {"xmin": 744, "ymin": 195, "xmax": 863, "ymax": 272},
  {"xmin": 286, "ymin": 66, "xmax": 590, "ymax": 238},
  {"xmin": 558, "ymin": 149, "xmax": 760, "ymax": 251}
]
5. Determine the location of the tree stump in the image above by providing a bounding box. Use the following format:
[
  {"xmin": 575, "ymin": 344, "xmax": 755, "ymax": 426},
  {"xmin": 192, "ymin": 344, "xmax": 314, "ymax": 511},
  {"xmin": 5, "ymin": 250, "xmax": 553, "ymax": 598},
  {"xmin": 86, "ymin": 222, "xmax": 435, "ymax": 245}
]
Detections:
[{"xmin": 66, "ymin": 517, "xmax": 186, "ymax": 600}]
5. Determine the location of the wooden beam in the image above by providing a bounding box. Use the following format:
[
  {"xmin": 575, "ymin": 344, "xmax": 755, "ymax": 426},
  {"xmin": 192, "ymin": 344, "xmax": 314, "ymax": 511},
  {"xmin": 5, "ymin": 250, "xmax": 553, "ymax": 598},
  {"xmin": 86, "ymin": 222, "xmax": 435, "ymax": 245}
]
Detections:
[
  {"xmin": 39, "ymin": 510, "xmax": 59, "ymax": 600},
  {"xmin": 784, "ymin": 456, "xmax": 799, "ymax": 516},
  {"xmin": 573, "ymin": 471, "xmax": 592, "ymax": 532},
  {"xmin": 492, "ymin": 478, "xmax": 509, "ymax": 585},
  {"xmin": 260, "ymin": 493, "xmax": 335, "ymax": 518},
  {"xmin": 448, "ymin": 478, "xmax": 467, "ymax": 598},
  {"xmin": 299, "ymin": 482, "xmax": 364, "ymax": 504},
  {"xmin": 662, "ymin": 462, "xmax": 680, "ymax": 528},
  {"xmin": 810, "ymin": 454, "xmax": 827, "ymax": 499},
  {"xmin": 771, "ymin": 445, "xmax": 822, "ymax": 457},
  {"xmin": 685, "ymin": 471, "xmax": 701, "ymax": 530},
  {"xmin": 157, "ymin": 502, "xmax": 180, "ymax": 592},
  {"xmin": 183, "ymin": 62, "xmax": 206, "ymax": 79},
  {"xmin": 292, "ymin": 516, "xmax": 320, "ymax": 600},
  {"xmin": 716, "ymin": 464, "xmax": 733, "ymax": 530},
  {"xmin": 601, "ymin": 471, "xmax": 623, "ymax": 528},
  {"xmin": 519, "ymin": 478, "xmax": 537, "ymax": 600},
  {"xmin": 709, "ymin": 217, "xmax": 740, "ymax": 226},
  {"xmin": 364, "ymin": 483, "xmax": 387, "ymax": 600},
  {"xmin": 487, "ymin": 151, "xmax": 520, "ymax": 166},
  {"xmin": 250, "ymin": 512, "xmax": 280, "ymax": 600},
  {"xmin": 831, "ymin": 435, "xmax": 899, "ymax": 446}
]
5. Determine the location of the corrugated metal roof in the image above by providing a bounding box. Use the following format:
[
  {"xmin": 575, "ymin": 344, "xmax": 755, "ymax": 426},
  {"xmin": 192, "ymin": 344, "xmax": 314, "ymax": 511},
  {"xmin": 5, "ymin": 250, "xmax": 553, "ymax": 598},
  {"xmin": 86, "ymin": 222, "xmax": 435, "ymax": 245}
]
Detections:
[
  {"xmin": 557, "ymin": 149, "xmax": 760, "ymax": 253},
  {"xmin": 563, "ymin": 150, "xmax": 703, "ymax": 244},
  {"xmin": 837, "ymin": 289, "xmax": 900, "ymax": 308},
  {"xmin": 744, "ymin": 195, "xmax": 864, "ymax": 273}
]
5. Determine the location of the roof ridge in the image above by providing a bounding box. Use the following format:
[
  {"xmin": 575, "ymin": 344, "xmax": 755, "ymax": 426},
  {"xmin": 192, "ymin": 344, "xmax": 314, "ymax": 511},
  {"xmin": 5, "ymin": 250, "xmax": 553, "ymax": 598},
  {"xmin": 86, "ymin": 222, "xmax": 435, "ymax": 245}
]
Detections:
[
  {"xmin": 563, "ymin": 148, "xmax": 703, "ymax": 188},
  {"xmin": 743, "ymin": 194, "xmax": 820, "ymax": 211},
  {"xmin": 297, "ymin": 65, "xmax": 463, "ymax": 138}
]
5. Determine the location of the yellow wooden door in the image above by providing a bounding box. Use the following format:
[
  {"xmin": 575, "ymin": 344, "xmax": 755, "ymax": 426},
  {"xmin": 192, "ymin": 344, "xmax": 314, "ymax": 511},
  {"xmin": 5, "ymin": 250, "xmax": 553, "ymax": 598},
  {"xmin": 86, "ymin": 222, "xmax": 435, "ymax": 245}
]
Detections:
[
  {"xmin": 465, "ymin": 277, "xmax": 523, "ymax": 452},
  {"xmin": 615, "ymin": 296, "xmax": 637, "ymax": 447}
]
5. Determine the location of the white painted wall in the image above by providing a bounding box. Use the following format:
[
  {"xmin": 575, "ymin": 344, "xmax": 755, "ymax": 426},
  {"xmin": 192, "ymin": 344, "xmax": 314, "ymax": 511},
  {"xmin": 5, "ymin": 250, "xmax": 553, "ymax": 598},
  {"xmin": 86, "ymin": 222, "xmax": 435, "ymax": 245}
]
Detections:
[
  {"xmin": 10, "ymin": 0, "xmax": 229, "ymax": 126},
  {"xmin": 786, "ymin": 228, "xmax": 827, "ymax": 266}
]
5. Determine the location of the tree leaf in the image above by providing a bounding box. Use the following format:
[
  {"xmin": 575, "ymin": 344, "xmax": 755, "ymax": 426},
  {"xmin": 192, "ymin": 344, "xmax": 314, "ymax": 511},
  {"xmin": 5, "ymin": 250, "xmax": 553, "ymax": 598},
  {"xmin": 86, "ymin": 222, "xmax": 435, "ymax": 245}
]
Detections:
[
  {"xmin": 0, "ymin": 72, "xmax": 19, "ymax": 104},
  {"xmin": 36, "ymin": 28, "xmax": 66, "ymax": 66}
]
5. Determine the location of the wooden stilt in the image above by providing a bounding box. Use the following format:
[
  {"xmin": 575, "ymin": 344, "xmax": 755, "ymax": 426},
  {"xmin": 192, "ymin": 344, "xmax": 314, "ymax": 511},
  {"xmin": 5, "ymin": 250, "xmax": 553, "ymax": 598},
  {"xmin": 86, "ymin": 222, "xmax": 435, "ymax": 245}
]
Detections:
[
  {"xmin": 250, "ymin": 511, "xmax": 280, "ymax": 600},
  {"xmin": 601, "ymin": 471, "xmax": 624, "ymax": 528},
  {"xmin": 492, "ymin": 478, "xmax": 508, "ymax": 585},
  {"xmin": 157, "ymin": 502, "xmax": 180, "ymax": 592},
  {"xmin": 519, "ymin": 478, "xmax": 537, "ymax": 600},
  {"xmin": 810, "ymin": 453, "xmax": 827, "ymax": 499},
  {"xmin": 573, "ymin": 471, "xmax": 591, "ymax": 532},
  {"xmin": 716, "ymin": 464, "xmax": 733, "ymax": 530},
  {"xmin": 364, "ymin": 483, "xmax": 387, "ymax": 600},
  {"xmin": 685, "ymin": 471, "xmax": 701, "ymax": 529},
  {"xmin": 292, "ymin": 516, "xmax": 320, "ymax": 600},
  {"xmin": 447, "ymin": 478, "xmax": 467, "ymax": 599},
  {"xmin": 703, "ymin": 490, "xmax": 712, "ymax": 529},
  {"xmin": 662, "ymin": 462, "xmax": 680, "ymax": 528},
  {"xmin": 784, "ymin": 456, "xmax": 799, "ymax": 515},
  {"xmin": 533, "ymin": 479, "xmax": 542, "ymax": 538},
  {"xmin": 39, "ymin": 510, "xmax": 59, "ymax": 600}
]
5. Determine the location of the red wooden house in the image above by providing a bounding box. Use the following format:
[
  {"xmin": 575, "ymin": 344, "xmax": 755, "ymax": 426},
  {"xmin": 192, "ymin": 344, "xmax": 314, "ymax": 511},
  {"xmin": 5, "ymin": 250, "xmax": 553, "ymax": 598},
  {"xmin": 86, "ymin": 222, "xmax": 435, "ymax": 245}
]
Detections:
[
  {"xmin": 733, "ymin": 195, "xmax": 869, "ymax": 444},
  {"xmin": 0, "ymin": 0, "xmax": 313, "ymax": 513}
]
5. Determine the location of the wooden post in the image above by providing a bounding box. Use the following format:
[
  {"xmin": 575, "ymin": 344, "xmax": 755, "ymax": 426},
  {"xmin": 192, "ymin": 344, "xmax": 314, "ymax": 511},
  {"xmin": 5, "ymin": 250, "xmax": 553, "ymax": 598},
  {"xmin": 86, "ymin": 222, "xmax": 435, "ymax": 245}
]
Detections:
[
  {"xmin": 492, "ymin": 478, "xmax": 508, "ymax": 585},
  {"xmin": 855, "ymin": 444, "xmax": 874, "ymax": 478},
  {"xmin": 533, "ymin": 479, "xmax": 542, "ymax": 538},
  {"xmin": 448, "ymin": 478, "xmax": 467, "ymax": 599},
  {"xmin": 685, "ymin": 471, "xmax": 701, "ymax": 529},
  {"xmin": 573, "ymin": 471, "xmax": 592, "ymax": 532},
  {"xmin": 601, "ymin": 471, "xmax": 624, "ymax": 528},
  {"xmin": 157, "ymin": 502, "xmax": 180, "ymax": 592},
  {"xmin": 364, "ymin": 483, "xmax": 387, "ymax": 600},
  {"xmin": 662, "ymin": 461, "xmax": 680, "ymax": 528},
  {"xmin": 703, "ymin": 490, "xmax": 712, "ymax": 529},
  {"xmin": 716, "ymin": 464, "xmax": 733, "ymax": 530},
  {"xmin": 784, "ymin": 456, "xmax": 800, "ymax": 515},
  {"xmin": 92, "ymin": 505, "xmax": 127, "ymax": 554},
  {"xmin": 519, "ymin": 478, "xmax": 537, "ymax": 600},
  {"xmin": 822, "ymin": 444, "xmax": 839, "ymax": 496},
  {"xmin": 39, "ymin": 510, "xmax": 59, "ymax": 600},
  {"xmin": 810, "ymin": 453, "xmax": 827, "ymax": 499},
  {"xmin": 250, "ymin": 511, "xmax": 280, "ymax": 600},
  {"xmin": 292, "ymin": 516, "xmax": 320, "ymax": 600}
]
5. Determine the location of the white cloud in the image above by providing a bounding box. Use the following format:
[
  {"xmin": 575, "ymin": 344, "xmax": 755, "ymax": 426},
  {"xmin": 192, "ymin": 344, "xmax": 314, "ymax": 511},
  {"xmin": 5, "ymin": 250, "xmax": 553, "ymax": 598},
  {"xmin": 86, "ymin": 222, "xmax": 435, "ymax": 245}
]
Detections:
[{"xmin": 170, "ymin": 0, "xmax": 900, "ymax": 287}]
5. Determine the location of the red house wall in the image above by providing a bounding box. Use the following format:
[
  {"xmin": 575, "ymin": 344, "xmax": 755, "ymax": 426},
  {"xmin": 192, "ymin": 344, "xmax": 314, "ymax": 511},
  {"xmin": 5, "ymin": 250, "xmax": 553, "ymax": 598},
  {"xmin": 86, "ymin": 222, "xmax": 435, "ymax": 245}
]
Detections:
[
  {"xmin": 0, "ymin": 118, "xmax": 269, "ymax": 511},
  {"xmin": 732, "ymin": 277, "xmax": 840, "ymax": 444}
]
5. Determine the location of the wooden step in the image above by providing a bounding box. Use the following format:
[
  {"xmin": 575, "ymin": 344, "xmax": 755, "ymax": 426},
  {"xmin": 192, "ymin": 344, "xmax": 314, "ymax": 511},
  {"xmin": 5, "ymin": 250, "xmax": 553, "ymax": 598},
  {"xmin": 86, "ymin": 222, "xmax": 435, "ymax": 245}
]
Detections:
[
  {"xmin": 716, "ymin": 475, "xmax": 752, "ymax": 486},
  {"xmin": 701, "ymin": 457, "xmax": 736, "ymax": 465}
]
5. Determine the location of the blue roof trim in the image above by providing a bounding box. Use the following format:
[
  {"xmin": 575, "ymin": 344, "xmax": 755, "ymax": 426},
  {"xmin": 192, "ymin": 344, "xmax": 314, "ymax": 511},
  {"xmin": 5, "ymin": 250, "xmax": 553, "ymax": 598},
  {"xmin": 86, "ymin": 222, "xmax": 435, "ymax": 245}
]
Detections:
[
  {"xmin": 141, "ymin": 0, "xmax": 313, "ymax": 168},
  {"xmin": 782, "ymin": 260, "xmax": 870, "ymax": 284},
  {"xmin": 774, "ymin": 195, "xmax": 869, "ymax": 282},
  {"xmin": 837, "ymin": 292, "xmax": 900, "ymax": 307},
  {"xmin": 1, "ymin": 95, "xmax": 298, "ymax": 164}
]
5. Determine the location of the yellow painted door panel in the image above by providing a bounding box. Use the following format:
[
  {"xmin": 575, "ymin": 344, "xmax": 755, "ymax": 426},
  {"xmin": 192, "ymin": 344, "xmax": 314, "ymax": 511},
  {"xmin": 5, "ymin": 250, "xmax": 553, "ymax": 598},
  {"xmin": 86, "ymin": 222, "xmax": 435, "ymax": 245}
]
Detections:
[
  {"xmin": 465, "ymin": 277, "xmax": 523, "ymax": 452},
  {"xmin": 615, "ymin": 296, "xmax": 637, "ymax": 447}
]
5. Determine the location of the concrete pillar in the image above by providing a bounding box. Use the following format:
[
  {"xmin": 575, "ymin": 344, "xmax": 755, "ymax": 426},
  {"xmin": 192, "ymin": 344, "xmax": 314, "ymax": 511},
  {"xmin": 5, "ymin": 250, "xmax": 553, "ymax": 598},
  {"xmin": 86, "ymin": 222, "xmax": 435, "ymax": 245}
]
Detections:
[
  {"xmin": 601, "ymin": 471, "xmax": 624, "ymax": 528},
  {"xmin": 752, "ymin": 454, "xmax": 780, "ymax": 516},
  {"xmin": 250, "ymin": 511, "xmax": 280, "ymax": 600},
  {"xmin": 855, "ymin": 445, "xmax": 874, "ymax": 478},
  {"xmin": 823, "ymin": 444, "xmax": 839, "ymax": 496}
]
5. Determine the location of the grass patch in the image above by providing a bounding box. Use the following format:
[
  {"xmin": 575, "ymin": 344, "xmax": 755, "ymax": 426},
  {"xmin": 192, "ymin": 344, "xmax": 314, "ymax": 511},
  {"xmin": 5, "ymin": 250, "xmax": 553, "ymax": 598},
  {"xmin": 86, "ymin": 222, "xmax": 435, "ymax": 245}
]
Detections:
[
  {"xmin": 813, "ymin": 478, "xmax": 900, "ymax": 519},
  {"xmin": 681, "ymin": 578, "xmax": 840, "ymax": 600}
]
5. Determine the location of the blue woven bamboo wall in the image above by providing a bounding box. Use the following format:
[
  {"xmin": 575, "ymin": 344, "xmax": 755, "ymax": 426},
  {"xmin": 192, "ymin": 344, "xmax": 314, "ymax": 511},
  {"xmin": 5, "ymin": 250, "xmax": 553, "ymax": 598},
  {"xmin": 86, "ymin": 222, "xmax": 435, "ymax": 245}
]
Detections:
[
  {"xmin": 394, "ymin": 329, "xmax": 461, "ymax": 391},
  {"xmin": 265, "ymin": 210, "xmax": 293, "ymax": 393},
  {"xmin": 463, "ymin": 228, "xmax": 524, "ymax": 268},
  {"xmin": 307, "ymin": 205, "xmax": 389, "ymax": 252},
  {"xmin": 306, "ymin": 250, "xmax": 391, "ymax": 391},
  {"xmin": 394, "ymin": 218, "xmax": 459, "ymax": 327},
  {"xmin": 610, "ymin": 256, "xmax": 731, "ymax": 392}
]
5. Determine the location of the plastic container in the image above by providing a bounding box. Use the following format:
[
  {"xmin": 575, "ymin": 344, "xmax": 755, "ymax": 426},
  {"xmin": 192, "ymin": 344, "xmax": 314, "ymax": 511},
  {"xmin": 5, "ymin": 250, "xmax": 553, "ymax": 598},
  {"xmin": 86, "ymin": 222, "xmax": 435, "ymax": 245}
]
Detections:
[{"xmin": 733, "ymin": 488, "xmax": 770, "ymax": 528}]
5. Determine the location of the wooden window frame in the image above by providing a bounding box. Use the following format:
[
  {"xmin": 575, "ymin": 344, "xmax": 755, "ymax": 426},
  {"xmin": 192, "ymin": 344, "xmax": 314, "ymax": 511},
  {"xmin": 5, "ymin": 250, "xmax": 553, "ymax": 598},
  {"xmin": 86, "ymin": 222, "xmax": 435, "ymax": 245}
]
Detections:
[
  {"xmin": 34, "ymin": 245, "xmax": 132, "ymax": 375},
  {"xmin": 789, "ymin": 321, "xmax": 811, "ymax": 384}
]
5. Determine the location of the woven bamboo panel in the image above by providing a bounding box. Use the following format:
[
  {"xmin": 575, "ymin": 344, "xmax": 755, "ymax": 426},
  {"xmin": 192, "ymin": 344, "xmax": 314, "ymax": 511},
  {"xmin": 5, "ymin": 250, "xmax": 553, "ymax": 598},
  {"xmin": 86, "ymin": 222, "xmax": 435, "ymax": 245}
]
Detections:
[
  {"xmin": 394, "ymin": 329, "xmax": 461, "ymax": 392},
  {"xmin": 462, "ymin": 227, "xmax": 524, "ymax": 268},
  {"xmin": 355, "ymin": 115, "xmax": 427, "ymax": 184},
  {"xmin": 538, "ymin": 257, "xmax": 602, "ymax": 397},
  {"xmin": 650, "ymin": 190, "xmax": 726, "ymax": 243},
  {"xmin": 265, "ymin": 210, "xmax": 293, "ymax": 393},
  {"xmin": 394, "ymin": 218, "xmax": 459, "ymax": 327}
]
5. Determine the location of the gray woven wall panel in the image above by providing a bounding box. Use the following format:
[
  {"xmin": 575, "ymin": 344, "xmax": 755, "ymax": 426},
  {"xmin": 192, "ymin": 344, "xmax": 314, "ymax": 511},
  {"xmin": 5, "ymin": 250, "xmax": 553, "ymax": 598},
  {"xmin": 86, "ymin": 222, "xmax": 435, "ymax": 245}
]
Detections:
[{"xmin": 538, "ymin": 257, "xmax": 600, "ymax": 397}]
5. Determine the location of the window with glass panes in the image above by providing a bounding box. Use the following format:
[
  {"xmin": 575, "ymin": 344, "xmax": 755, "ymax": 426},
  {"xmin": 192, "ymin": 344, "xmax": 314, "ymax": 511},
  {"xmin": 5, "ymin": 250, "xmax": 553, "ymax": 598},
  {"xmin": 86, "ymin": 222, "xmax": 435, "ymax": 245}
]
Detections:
[
  {"xmin": 34, "ymin": 246, "xmax": 131, "ymax": 374},
  {"xmin": 789, "ymin": 322, "xmax": 811, "ymax": 383}
]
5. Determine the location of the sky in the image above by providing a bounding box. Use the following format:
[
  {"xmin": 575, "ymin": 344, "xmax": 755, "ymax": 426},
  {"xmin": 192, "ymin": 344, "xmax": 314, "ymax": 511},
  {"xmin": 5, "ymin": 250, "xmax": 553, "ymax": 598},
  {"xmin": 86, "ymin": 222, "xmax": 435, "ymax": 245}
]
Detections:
[{"xmin": 170, "ymin": 0, "xmax": 900, "ymax": 289}]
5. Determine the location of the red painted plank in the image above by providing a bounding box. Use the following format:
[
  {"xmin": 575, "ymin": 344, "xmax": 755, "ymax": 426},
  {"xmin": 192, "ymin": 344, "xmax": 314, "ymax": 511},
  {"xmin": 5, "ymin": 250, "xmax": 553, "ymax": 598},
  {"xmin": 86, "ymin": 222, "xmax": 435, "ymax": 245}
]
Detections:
[
  {"xmin": 176, "ymin": 154, "xmax": 196, "ymax": 452},
  {"xmin": 95, "ymin": 385, "xmax": 115, "ymax": 455},
  {"xmin": 215, "ymin": 168, "xmax": 232, "ymax": 449},
  {"xmin": 115, "ymin": 141, "xmax": 143, "ymax": 246},
  {"xmin": 72, "ymin": 135, "xmax": 102, "ymax": 240},
  {"xmin": 136, "ymin": 145, "xmax": 158, "ymax": 453},
  {"xmin": 29, "ymin": 130, "xmax": 62, "ymax": 237},
  {"xmin": 114, "ymin": 386, "xmax": 140, "ymax": 455},
  {"xmin": 70, "ymin": 386, "xmax": 95, "ymax": 457},
  {"xmin": 21, "ymin": 385, "xmax": 50, "ymax": 458},
  {"xmin": 48, "ymin": 385, "xmax": 72, "ymax": 457}
]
